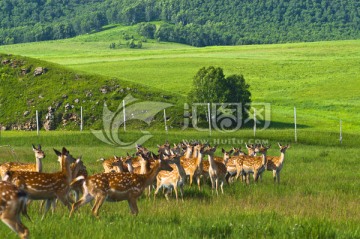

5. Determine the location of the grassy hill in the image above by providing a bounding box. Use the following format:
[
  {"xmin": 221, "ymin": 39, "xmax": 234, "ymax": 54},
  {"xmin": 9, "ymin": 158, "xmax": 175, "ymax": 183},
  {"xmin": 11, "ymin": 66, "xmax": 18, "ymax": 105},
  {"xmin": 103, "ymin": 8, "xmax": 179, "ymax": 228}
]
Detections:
[{"xmin": 1, "ymin": 24, "xmax": 359, "ymax": 133}]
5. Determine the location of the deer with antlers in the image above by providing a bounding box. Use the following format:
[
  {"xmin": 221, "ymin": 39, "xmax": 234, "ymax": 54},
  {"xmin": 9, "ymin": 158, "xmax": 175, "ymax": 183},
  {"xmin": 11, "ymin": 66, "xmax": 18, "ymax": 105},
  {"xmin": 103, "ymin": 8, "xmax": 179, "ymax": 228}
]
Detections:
[
  {"xmin": 69, "ymin": 154, "xmax": 174, "ymax": 217},
  {"xmin": 0, "ymin": 181, "xmax": 30, "ymax": 239},
  {"xmin": 4, "ymin": 147, "xmax": 80, "ymax": 219},
  {"xmin": 0, "ymin": 144, "xmax": 45, "ymax": 179},
  {"xmin": 265, "ymin": 143, "xmax": 290, "ymax": 184}
]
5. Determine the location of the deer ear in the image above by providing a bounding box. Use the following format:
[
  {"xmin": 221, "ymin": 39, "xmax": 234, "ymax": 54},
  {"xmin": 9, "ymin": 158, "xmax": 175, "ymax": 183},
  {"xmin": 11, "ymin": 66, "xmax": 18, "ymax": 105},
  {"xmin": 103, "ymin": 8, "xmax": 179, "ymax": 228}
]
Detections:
[
  {"xmin": 278, "ymin": 142, "xmax": 282, "ymax": 148},
  {"xmin": 222, "ymin": 148, "xmax": 225, "ymax": 153},
  {"xmin": 32, "ymin": 144, "xmax": 36, "ymax": 150},
  {"xmin": 53, "ymin": 148, "xmax": 61, "ymax": 156},
  {"xmin": 38, "ymin": 144, "xmax": 41, "ymax": 150},
  {"xmin": 62, "ymin": 147, "xmax": 68, "ymax": 155},
  {"xmin": 229, "ymin": 149, "xmax": 234, "ymax": 154}
]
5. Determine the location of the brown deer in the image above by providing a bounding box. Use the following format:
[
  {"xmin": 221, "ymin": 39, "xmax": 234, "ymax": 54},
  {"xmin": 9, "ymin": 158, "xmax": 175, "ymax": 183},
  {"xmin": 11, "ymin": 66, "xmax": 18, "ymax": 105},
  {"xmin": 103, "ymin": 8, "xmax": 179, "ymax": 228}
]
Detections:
[
  {"xmin": 0, "ymin": 181, "xmax": 30, "ymax": 239},
  {"xmin": 69, "ymin": 154, "xmax": 174, "ymax": 217},
  {"xmin": 54, "ymin": 148, "xmax": 88, "ymax": 202},
  {"xmin": 98, "ymin": 155, "xmax": 125, "ymax": 173},
  {"xmin": 265, "ymin": 143, "xmax": 290, "ymax": 183},
  {"xmin": 154, "ymin": 151, "xmax": 186, "ymax": 202},
  {"xmin": 180, "ymin": 144, "xmax": 206, "ymax": 190},
  {"xmin": 0, "ymin": 144, "xmax": 46, "ymax": 179},
  {"xmin": 201, "ymin": 146, "xmax": 228, "ymax": 195},
  {"xmin": 240, "ymin": 144, "xmax": 270, "ymax": 184},
  {"xmin": 4, "ymin": 147, "xmax": 79, "ymax": 219}
]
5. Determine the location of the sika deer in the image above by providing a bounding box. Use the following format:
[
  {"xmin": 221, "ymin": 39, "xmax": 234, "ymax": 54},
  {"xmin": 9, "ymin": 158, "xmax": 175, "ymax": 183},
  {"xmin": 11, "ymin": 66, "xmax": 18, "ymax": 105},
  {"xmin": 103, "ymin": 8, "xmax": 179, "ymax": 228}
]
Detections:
[
  {"xmin": 181, "ymin": 144, "xmax": 206, "ymax": 190},
  {"xmin": 0, "ymin": 181, "xmax": 30, "ymax": 239},
  {"xmin": 201, "ymin": 146, "xmax": 228, "ymax": 195},
  {"xmin": 241, "ymin": 144, "xmax": 270, "ymax": 184},
  {"xmin": 4, "ymin": 147, "xmax": 79, "ymax": 219},
  {"xmin": 0, "ymin": 144, "xmax": 45, "ymax": 179},
  {"xmin": 266, "ymin": 143, "xmax": 290, "ymax": 184},
  {"xmin": 98, "ymin": 155, "xmax": 125, "ymax": 173},
  {"xmin": 69, "ymin": 154, "xmax": 174, "ymax": 217},
  {"xmin": 154, "ymin": 151, "xmax": 186, "ymax": 202}
]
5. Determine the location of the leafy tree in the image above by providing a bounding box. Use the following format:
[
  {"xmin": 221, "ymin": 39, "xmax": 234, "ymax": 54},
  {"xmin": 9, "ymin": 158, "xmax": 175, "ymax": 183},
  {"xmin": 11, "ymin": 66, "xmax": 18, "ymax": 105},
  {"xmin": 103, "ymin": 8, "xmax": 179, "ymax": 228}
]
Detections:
[
  {"xmin": 188, "ymin": 66, "xmax": 251, "ymax": 122},
  {"xmin": 137, "ymin": 22, "xmax": 156, "ymax": 39}
]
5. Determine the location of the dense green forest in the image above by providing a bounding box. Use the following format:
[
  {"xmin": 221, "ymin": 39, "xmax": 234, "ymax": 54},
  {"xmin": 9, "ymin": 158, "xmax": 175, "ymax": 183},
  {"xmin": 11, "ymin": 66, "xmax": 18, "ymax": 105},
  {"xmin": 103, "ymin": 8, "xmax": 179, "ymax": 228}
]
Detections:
[{"xmin": 1, "ymin": 0, "xmax": 359, "ymax": 46}]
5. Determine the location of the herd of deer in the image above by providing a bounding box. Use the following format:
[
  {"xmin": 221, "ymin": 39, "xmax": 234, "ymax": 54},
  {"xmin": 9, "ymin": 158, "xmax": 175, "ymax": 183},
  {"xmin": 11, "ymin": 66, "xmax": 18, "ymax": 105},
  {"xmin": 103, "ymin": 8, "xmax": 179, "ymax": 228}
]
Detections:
[{"xmin": 0, "ymin": 142, "xmax": 290, "ymax": 239}]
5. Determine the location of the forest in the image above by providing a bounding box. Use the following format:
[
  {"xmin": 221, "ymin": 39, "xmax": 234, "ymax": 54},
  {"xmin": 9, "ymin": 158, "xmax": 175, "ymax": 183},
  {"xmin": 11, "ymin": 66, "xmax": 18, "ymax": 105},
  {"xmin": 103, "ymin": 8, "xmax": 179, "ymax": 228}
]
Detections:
[{"xmin": 0, "ymin": 0, "xmax": 359, "ymax": 46}]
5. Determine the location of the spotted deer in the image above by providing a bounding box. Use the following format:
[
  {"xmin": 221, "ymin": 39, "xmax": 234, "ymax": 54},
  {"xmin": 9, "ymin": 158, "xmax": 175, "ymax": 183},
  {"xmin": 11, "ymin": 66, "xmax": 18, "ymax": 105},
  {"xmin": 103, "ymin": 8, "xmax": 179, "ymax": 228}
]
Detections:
[
  {"xmin": 240, "ymin": 144, "xmax": 270, "ymax": 184},
  {"xmin": 200, "ymin": 146, "xmax": 228, "ymax": 195},
  {"xmin": 0, "ymin": 144, "xmax": 46, "ymax": 179},
  {"xmin": 154, "ymin": 151, "xmax": 186, "ymax": 202},
  {"xmin": 202, "ymin": 148, "xmax": 233, "ymax": 183},
  {"xmin": 4, "ymin": 147, "xmax": 79, "ymax": 219},
  {"xmin": 69, "ymin": 154, "xmax": 174, "ymax": 217},
  {"xmin": 265, "ymin": 143, "xmax": 290, "ymax": 184},
  {"xmin": 98, "ymin": 155, "xmax": 125, "ymax": 173},
  {"xmin": 54, "ymin": 148, "xmax": 87, "ymax": 202},
  {"xmin": 180, "ymin": 144, "xmax": 206, "ymax": 190},
  {"xmin": 0, "ymin": 181, "xmax": 30, "ymax": 239}
]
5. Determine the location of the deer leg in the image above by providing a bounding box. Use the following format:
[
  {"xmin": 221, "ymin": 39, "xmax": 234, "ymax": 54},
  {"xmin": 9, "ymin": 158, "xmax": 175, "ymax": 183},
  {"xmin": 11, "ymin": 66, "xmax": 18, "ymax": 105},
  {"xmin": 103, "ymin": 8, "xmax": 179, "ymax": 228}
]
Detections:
[
  {"xmin": 189, "ymin": 172, "xmax": 193, "ymax": 187},
  {"xmin": 1, "ymin": 212, "xmax": 29, "ymax": 239},
  {"xmin": 127, "ymin": 198, "xmax": 139, "ymax": 215},
  {"xmin": 273, "ymin": 170, "xmax": 277, "ymax": 183},
  {"xmin": 220, "ymin": 180, "xmax": 224, "ymax": 194},
  {"xmin": 92, "ymin": 194, "xmax": 106, "ymax": 217},
  {"xmin": 196, "ymin": 175, "xmax": 201, "ymax": 191},
  {"xmin": 153, "ymin": 183, "xmax": 161, "ymax": 201},
  {"xmin": 179, "ymin": 185, "xmax": 184, "ymax": 202},
  {"xmin": 41, "ymin": 199, "xmax": 53, "ymax": 220},
  {"xmin": 69, "ymin": 193, "xmax": 93, "ymax": 218},
  {"xmin": 277, "ymin": 172, "xmax": 280, "ymax": 184},
  {"xmin": 215, "ymin": 178, "xmax": 219, "ymax": 196}
]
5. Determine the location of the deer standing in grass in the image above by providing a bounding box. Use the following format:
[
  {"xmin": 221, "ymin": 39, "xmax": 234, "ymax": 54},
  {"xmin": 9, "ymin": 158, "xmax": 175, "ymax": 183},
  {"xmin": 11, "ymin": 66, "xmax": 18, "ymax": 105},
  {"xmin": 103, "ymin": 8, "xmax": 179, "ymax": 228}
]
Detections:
[
  {"xmin": 201, "ymin": 146, "xmax": 228, "ymax": 195},
  {"xmin": 0, "ymin": 181, "xmax": 30, "ymax": 239},
  {"xmin": 265, "ymin": 143, "xmax": 290, "ymax": 184},
  {"xmin": 154, "ymin": 151, "xmax": 186, "ymax": 202},
  {"xmin": 98, "ymin": 155, "xmax": 125, "ymax": 173},
  {"xmin": 69, "ymin": 154, "xmax": 173, "ymax": 217},
  {"xmin": 181, "ymin": 144, "xmax": 206, "ymax": 190},
  {"xmin": 4, "ymin": 147, "xmax": 80, "ymax": 219},
  {"xmin": 0, "ymin": 144, "xmax": 45, "ymax": 179},
  {"xmin": 240, "ymin": 144, "xmax": 270, "ymax": 184}
]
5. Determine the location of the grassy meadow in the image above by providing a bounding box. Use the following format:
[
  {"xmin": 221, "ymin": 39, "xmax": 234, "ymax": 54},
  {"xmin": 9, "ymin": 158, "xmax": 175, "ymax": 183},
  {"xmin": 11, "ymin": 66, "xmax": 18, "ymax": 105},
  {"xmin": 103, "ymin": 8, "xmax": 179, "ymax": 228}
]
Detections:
[
  {"xmin": 1, "ymin": 24, "xmax": 359, "ymax": 132},
  {"xmin": 0, "ymin": 24, "xmax": 359, "ymax": 238},
  {"xmin": 0, "ymin": 130, "xmax": 359, "ymax": 239}
]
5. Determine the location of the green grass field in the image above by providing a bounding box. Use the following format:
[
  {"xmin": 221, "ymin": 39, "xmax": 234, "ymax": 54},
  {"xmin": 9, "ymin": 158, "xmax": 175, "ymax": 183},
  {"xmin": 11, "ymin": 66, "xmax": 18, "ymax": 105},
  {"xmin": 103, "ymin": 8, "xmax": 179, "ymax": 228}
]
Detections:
[
  {"xmin": 1, "ymin": 24, "xmax": 359, "ymax": 132},
  {"xmin": 0, "ymin": 130, "xmax": 359, "ymax": 239},
  {"xmin": 0, "ymin": 24, "xmax": 359, "ymax": 238}
]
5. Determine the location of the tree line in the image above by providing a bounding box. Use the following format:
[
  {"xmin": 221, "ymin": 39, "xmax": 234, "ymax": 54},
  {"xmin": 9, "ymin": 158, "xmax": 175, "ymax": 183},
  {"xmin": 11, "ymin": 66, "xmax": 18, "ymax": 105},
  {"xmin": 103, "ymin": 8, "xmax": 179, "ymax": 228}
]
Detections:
[{"xmin": 0, "ymin": 0, "xmax": 359, "ymax": 46}]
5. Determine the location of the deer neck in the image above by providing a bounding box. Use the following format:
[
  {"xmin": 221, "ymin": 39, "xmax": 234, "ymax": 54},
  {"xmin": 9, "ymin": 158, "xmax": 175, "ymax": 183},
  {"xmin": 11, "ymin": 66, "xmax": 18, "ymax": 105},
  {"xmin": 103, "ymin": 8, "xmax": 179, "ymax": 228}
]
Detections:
[
  {"xmin": 196, "ymin": 151, "xmax": 204, "ymax": 167},
  {"xmin": 61, "ymin": 157, "xmax": 72, "ymax": 184},
  {"xmin": 174, "ymin": 160, "xmax": 186, "ymax": 178},
  {"xmin": 144, "ymin": 161, "xmax": 162, "ymax": 187},
  {"xmin": 207, "ymin": 154, "xmax": 217, "ymax": 169},
  {"xmin": 185, "ymin": 147, "xmax": 192, "ymax": 158},
  {"xmin": 279, "ymin": 151, "xmax": 286, "ymax": 165},
  {"xmin": 126, "ymin": 162, "xmax": 134, "ymax": 173},
  {"xmin": 261, "ymin": 152, "xmax": 267, "ymax": 167},
  {"xmin": 35, "ymin": 156, "xmax": 42, "ymax": 172}
]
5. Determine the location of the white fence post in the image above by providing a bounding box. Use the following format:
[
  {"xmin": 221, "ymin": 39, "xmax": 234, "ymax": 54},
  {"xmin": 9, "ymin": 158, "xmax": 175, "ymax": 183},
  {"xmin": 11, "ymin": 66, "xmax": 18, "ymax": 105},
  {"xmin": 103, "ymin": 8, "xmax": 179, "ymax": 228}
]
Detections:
[
  {"xmin": 80, "ymin": 106, "xmax": 83, "ymax": 131},
  {"xmin": 208, "ymin": 103, "xmax": 212, "ymax": 136},
  {"xmin": 123, "ymin": 100, "xmax": 126, "ymax": 132},
  {"xmin": 36, "ymin": 110, "xmax": 39, "ymax": 136},
  {"xmin": 294, "ymin": 107, "xmax": 297, "ymax": 143},
  {"xmin": 253, "ymin": 108, "xmax": 256, "ymax": 137},
  {"xmin": 164, "ymin": 109, "xmax": 168, "ymax": 134}
]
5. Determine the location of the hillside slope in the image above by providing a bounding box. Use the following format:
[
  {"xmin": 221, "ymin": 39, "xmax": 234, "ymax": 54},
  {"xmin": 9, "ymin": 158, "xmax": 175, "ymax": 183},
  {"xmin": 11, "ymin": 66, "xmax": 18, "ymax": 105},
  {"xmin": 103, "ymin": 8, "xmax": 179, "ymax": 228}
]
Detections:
[{"xmin": 0, "ymin": 53, "xmax": 182, "ymax": 131}]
